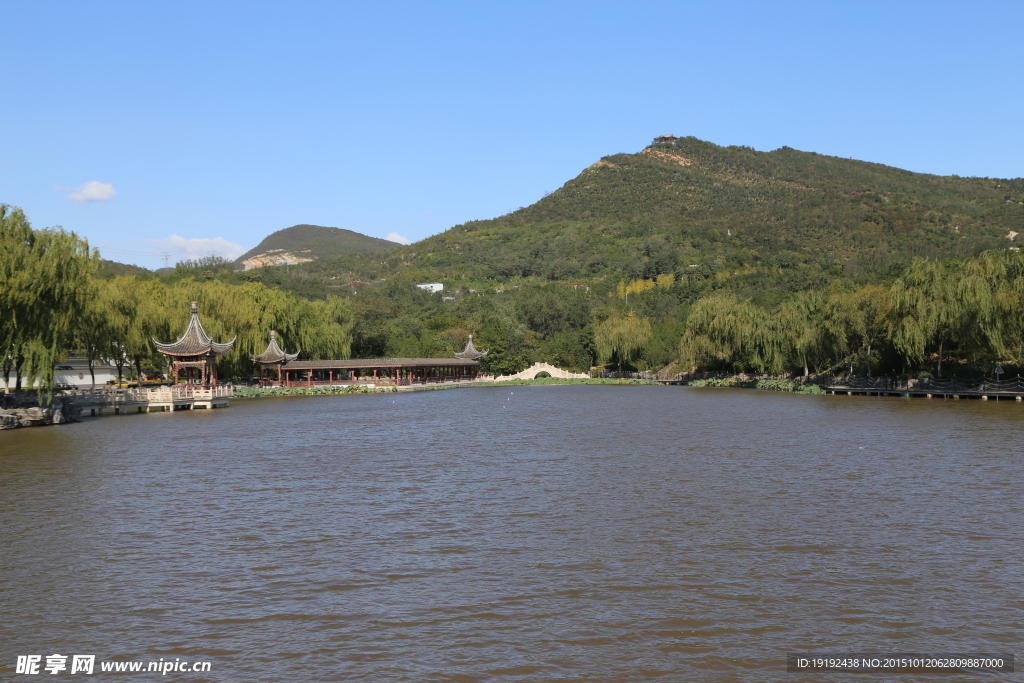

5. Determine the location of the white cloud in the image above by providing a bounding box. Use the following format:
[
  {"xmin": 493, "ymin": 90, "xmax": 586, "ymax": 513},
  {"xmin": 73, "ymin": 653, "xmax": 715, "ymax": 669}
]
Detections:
[
  {"xmin": 386, "ymin": 232, "xmax": 411, "ymax": 245},
  {"xmin": 146, "ymin": 234, "xmax": 247, "ymax": 262},
  {"xmin": 66, "ymin": 181, "xmax": 118, "ymax": 203}
]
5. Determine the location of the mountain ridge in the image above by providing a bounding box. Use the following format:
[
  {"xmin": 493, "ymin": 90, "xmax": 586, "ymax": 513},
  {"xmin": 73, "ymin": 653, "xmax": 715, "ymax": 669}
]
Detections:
[
  {"xmin": 339, "ymin": 135, "xmax": 1024, "ymax": 291},
  {"xmin": 236, "ymin": 224, "xmax": 400, "ymax": 270}
]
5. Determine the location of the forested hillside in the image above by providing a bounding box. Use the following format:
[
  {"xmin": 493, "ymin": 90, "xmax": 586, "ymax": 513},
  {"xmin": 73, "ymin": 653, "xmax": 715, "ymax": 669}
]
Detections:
[{"xmin": 296, "ymin": 137, "xmax": 1019, "ymax": 296}]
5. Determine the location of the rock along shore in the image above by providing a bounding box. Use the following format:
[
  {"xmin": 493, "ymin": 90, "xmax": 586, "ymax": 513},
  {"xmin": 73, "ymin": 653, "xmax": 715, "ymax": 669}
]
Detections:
[{"xmin": 0, "ymin": 397, "xmax": 82, "ymax": 430}]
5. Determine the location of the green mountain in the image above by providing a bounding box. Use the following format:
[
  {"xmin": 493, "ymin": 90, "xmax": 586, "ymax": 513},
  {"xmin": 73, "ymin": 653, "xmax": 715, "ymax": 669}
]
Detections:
[
  {"xmin": 339, "ymin": 136, "xmax": 1023, "ymax": 295},
  {"xmin": 236, "ymin": 224, "xmax": 401, "ymax": 270},
  {"xmin": 97, "ymin": 259, "xmax": 153, "ymax": 278}
]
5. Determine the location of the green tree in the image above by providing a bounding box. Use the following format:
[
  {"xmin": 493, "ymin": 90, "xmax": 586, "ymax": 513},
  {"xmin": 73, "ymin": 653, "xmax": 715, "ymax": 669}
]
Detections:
[
  {"xmin": 0, "ymin": 205, "xmax": 98, "ymax": 397},
  {"xmin": 679, "ymin": 293, "xmax": 785, "ymax": 374},
  {"xmin": 890, "ymin": 258, "xmax": 962, "ymax": 376},
  {"xmin": 824, "ymin": 284, "xmax": 892, "ymax": 377},
  {"xmin": 596, "ymin": 311, "xmax": 653, "ymax": 371},
  {"xmin": 778, "ymin": 290, "xmax": 824, "ymax": 376},
  {"xmin": 954, "ymin": 251, "xmax": 1024, "ymax": 366}
]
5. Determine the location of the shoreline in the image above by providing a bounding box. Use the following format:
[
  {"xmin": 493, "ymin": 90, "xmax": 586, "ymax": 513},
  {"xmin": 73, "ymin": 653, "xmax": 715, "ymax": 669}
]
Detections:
[
  {"xmin": 231, "ymin": 377, "xmax": 662, "ymax": 399},
  {"xmin": 10, "ymin": 374, "xmax": 1019, "ymax": 430}
]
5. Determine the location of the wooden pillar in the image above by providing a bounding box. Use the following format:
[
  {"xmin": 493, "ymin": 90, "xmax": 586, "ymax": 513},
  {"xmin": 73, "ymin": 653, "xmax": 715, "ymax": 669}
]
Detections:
[{"xmin": 307, "ymin": 370, "xmax": 312, "ymax": 387}]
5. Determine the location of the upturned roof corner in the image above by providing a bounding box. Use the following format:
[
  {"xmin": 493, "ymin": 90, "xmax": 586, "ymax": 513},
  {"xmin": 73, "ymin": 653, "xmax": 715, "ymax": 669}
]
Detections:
[{"xmin": 154, "ymin": 301, "xmax": 236, "ymax": 357}]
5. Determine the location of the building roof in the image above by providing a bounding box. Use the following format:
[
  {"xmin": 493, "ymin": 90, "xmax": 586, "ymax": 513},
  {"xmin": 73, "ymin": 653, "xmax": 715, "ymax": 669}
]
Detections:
[
  {"xmin": 154, "ymin": 302, "xmax": 236, "ymax": 357},
  {"xmin": 283, "ymin": 357, "xmax": 479, "ymax": 370},
  {"xmin": 454, "ymin": 335, "xmax": 488, "ymax": 360},
  {"xmin": 252, "ymin": 330, "xmax": 299, "ymax": 364}
]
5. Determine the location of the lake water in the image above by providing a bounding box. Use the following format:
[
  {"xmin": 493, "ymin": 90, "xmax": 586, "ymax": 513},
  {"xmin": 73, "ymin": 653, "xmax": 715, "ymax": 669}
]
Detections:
[{"xmin": 1, "ymin": 386, "xmax": 1021, "ymax": 681}]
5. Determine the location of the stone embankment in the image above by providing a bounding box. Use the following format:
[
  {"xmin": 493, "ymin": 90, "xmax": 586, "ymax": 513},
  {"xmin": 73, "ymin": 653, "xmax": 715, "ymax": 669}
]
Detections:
[{"xmin": 0, "ymin": 397, "xmax": 81, "ymax": 429}]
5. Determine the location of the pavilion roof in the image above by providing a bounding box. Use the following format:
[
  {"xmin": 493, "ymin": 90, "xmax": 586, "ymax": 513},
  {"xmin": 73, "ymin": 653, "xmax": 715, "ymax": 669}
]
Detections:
[
  {"xmin": 283, "ymin": 358, "xmax": 479, "ymax": 370},
  {"xmin": 252, "ymin": 330, "xmax": 299, "ymax": 364},
  {"xmin": 454, "ymin": 335, "xmax": 488, "ymax": 360},
  {"xmin": 154, "ymin": 302, "xmax": 236, "ymax": 357}
]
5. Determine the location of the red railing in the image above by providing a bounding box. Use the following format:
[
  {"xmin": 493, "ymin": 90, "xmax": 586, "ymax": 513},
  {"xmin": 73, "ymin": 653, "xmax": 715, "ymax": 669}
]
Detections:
[{"xmin": 278, "ymin": 375, "xmax": 475, "ymax": 388}]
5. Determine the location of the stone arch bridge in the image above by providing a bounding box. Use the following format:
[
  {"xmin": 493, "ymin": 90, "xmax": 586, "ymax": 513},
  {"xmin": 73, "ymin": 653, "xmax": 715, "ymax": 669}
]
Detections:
[{"xmin": 492, "ymin": 362, "xmax": 590, "ymax": 382}]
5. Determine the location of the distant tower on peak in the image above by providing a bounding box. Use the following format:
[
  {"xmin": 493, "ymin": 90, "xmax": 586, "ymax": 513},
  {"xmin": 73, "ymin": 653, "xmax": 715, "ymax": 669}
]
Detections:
[{"xmin": 653, "ymin": 134, "xmax": 678, "ymax": 144}]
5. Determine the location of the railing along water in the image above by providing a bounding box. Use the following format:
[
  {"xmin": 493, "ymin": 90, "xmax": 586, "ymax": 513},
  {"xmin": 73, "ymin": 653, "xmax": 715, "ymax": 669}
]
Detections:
[
  {"xmin": 61, "ymin": 384, "xmax": 233, "ymax": 414},
  {"xmin": 823, "ymin": 376, "xmax": 1024, "ymax": 397}
]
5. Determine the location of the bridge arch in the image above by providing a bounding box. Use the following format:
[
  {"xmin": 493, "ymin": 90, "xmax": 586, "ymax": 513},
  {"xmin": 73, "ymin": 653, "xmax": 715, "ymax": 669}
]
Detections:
[{"xmin": 493, "ymin": 362, "xmax": 589, "ymax": 382}]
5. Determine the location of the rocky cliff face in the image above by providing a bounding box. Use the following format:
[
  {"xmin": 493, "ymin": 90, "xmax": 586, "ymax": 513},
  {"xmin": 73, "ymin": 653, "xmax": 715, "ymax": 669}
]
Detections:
[{"xmin": 240, "ymin": 249, "xmax": 315, "ymax": 271}]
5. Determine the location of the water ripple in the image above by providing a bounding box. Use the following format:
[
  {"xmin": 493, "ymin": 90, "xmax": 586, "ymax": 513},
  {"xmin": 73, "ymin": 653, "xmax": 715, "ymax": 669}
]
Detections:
[{"xmin": 1, "ymin": 387, "xmax": 1022, "ymax": 681}]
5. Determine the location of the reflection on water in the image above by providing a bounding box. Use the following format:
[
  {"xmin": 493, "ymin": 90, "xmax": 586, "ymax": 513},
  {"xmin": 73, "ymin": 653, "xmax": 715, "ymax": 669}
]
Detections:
[{"xmin": 1, "ymin": 386, "xmax": 1021, "ymax": 681}]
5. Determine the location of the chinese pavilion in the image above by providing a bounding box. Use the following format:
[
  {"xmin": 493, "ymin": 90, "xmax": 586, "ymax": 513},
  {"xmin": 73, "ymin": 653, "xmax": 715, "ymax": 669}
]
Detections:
[
  {"xmin": 251, "ymin": 330, "xmax": 299, "ymax": 386},
  {"xmin": 154, "ymin": 302, "xmax": 235, "ymax": 387},
  {"xmin": 454, "ymin": 335, "xmax": 488, "ymax": 361}
]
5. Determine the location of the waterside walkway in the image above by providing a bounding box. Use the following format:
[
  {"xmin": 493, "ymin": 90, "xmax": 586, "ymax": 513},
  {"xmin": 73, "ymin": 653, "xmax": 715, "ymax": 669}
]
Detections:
[
  {"xmin": 823, "ymin": 376, "xmax": 1024, "ymax": 400},
  {"xmin": 69, "ymin": 386, "xmax": 233, "ymax": 416}
]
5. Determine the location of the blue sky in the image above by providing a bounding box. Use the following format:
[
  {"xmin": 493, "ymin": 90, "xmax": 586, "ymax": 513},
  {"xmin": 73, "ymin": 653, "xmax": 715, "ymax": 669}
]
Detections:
[{"xmin": 2, "ymin": 1, "xmax": 1022, "ymax": 268}]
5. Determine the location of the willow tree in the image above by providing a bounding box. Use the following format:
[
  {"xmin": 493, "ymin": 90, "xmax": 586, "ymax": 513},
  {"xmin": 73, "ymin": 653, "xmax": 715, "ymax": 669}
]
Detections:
[
  {"xmin": 96, "ymin": 277, "xmax": 143, "ymax": 383},
  {"xmin": 293, "ymin": 296, "xmax": 354, "ymax": 360},
  {"xmin": 890, "ymin": 258, "xmax": 962, "ymax": 376},
  {"xmin": 954, "ymin": 250, "xmax": 1024, "ymax": 366},
  {"xmin": 595, "ymin": 310, "xmax": 652, "ymax": 371},
  {"xmin": 0, "ymin": 205, "xmax": 33, "ymax": 390},
  {"xmin": 0, "ymin": 205, "xmax": 98, "ymax": 396},
  {"xmin": 76, "ymin": 279, "xmax": 114, "ymax": 386},
  {"xmin": 679, "ymin": 293, "xmax": 785, "ymax": 374},
  {"xmin": 778, "ymin": 290, "xmax": 824, "ymax": 377},
  {"xmin": 824, "ymin": 284, "xmax": 892, "ymax": 377}
]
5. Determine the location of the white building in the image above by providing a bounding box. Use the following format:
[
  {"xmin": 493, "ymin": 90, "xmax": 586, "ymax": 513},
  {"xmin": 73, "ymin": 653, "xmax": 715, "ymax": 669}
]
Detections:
[
  {"xmin": 416, "ymin": 282, "xmax": 444, "ymax": 294},
  {"xmin": 54, "ymin": 358, "xmax": 119, "ymax": 387}
]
